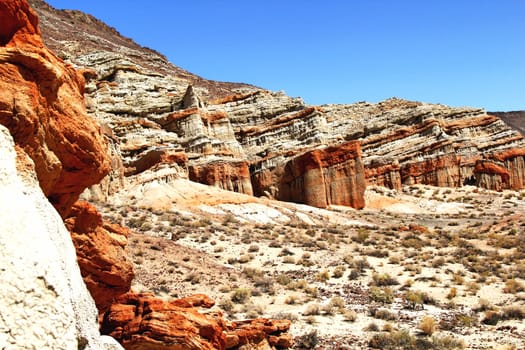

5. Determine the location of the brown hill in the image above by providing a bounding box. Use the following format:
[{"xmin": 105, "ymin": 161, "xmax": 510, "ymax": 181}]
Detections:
[
  {"xmin": 27, "ymin": 0, "xmax": 259, "ymax": 100},
  {"xmin": 491, "ymin": 111, "xmax": 525, "ymax": 136}
]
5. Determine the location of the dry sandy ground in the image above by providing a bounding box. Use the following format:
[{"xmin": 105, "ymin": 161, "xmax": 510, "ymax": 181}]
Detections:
[{"xmin": 97, "ymin": 180, "xmax": 525, "ymax": 349}]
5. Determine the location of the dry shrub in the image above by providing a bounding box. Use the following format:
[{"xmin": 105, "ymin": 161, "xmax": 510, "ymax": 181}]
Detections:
[{"xmin": 418, "ymin": 315, "xmax": 437, "ymax": 336}]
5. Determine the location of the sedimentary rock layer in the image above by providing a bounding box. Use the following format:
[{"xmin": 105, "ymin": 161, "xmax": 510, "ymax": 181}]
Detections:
[
  {"xmin": 0, "ymin": 0, "xmax": 110, "ymax": 217},
  {"xmin": 65, "ymin": 201, "xmax": 134, "ymax": 313},
  {"xmin": 29, "ymin": 0, "xmax": 525, "ymax": 205},
  {"xmin": 278, "ymin": 141, "xmax": 365, "ymax": 208},
  {"xmin": 101, "ymin": 292, "xmax": 293, "ymax": 350}
]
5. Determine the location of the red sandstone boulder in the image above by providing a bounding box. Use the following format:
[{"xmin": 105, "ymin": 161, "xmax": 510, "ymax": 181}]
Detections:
[
  {"xmin": 101, "ymin": 293, "xmax": 293, "ymax": 350},
  {"xmin": 65, "ymin": 201, "xmax": 134, "ymax": 313},
  {"xmin": 0, "ymin": 0, "xmax": 110, "ymax": 217},
  {"xmin": 101, "ymin": 292, "xmax": 227, "ymax": 350},
  {"xmin": 225, "ymin": 319, "xmax": 293, "ymax": 349}
]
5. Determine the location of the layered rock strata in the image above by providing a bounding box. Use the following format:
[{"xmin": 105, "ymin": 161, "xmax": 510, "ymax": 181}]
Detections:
[
  {"xmin": 0, "ymin": 0, "xmax": 110, "ymax": 217},
  {"xmin": 101, "ymin": 292, "xmax": 293, "ymax": 350},
  {"xmin": 276, "ymin": 141, "xmax": 365, "ymax": 208},
  {"xmin": 0, "ymin": 0, "xmax": 121, "ymax": 348},
  {"xmin": 2, "ymin": 2, "xmax": 294, "ymax": 350},
  {"xmin": 29, "ymin": 0, "xmax": 525, "ymax": 206},
  {"xmin": 65, "ymin": 201, "xmax": 134, "ymax": 313}
]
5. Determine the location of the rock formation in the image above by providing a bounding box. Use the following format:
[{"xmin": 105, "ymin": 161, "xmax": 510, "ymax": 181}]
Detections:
[
  {"xmin": 0, "ymin": 1, "xmax": 120, "ymax": 348},
  {"xmin": 1, "ymin": 2, "xmax": 294, "ymax": 349},
  {"xmin": 29, "ymin": 1, "xmax": 525, "ymax": 208},
  {"xmin": 491, "ymin": 111, "xmax": 525, "ymax": 136},
  {"xmin": 65, "ymin": 201, "xmax": 134, "ymax": 313},
  {"xmin": 101, "ymin": 292, "xmax": 292, "ymax": 350},
  {"xmin": 0, "ymin": 0, "xmax": 110, "ymax": 217},
  {"xmin": 0, "ymin": 125, "xmax": 121, "ymax": 350},
  {"xmin": 277, "ymin": 141, "xmax": 365, "ymax": 208},
  {"xmin": 189, "ymin": 160, "xmax": 253, "ymax": 196}
]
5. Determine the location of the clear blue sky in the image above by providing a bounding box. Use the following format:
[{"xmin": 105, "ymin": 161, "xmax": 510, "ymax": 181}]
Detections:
[{"xmin": 45, "ymin": 0, "xmax": 524, "ymax": 111}]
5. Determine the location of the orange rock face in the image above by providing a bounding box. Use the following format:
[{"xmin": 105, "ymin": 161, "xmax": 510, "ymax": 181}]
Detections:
[
  {"xmin": 400, "ymin": 154, "xmax": 462, "ymax": 188},
  {"xmin": 279, "ymin": 141, "xmax": 366, "ymax": 209},
  {"xmin": 0, "ymin": 0, "xmax": 110, "ymax": 217},
  {"xmin": 125, "ymin": 148, "xmax": 188, "ymax": 176},
  {"xmin": 65, "ymin": 201, "xmax": 134, "ymax": 313},
  {"xmin": 189, "ymin": 160, "xmax": 254, "ymax": 196},
  {"xmin": 101, "ymin": 293, "xmax": 293, "ymax": 350},
  {"xmin": 101, "ymin": 293, "xmax": 227, "ymax": 350},
  {"xmin": 474, "ymin": 160, "xmax": 511, "ymax": 192},
  {"xmin": 225, "ymin": 319, "xmax": 293, "ymax": 349}
]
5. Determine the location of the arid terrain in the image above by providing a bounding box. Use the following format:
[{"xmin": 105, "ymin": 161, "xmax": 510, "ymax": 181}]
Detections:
[
  {"xmin": 93, "ymin": 179, "xmax": 525, "ymax": 349},
  {"xmin": 1, "ymin": 1, "xmax": 524, "ymax": 349}
]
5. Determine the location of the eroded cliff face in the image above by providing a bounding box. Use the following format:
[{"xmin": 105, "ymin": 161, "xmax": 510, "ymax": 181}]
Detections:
[
  {"xmin": 0, "ymin": 127, "xmax": 120, "ymax": 350},
  {"xmin": 28, "ymin": 0, "xmax": 525, "ymax": 210},
  {"xmin": 0, "ymin": 0, "xmax": 110, "ymax": 217},
  {"xmin": 1, "ymin": 2, "xmax": 294, "ymax": 349},
  {"xmin": 0, "ymin": 1, "xmax": 121, "ymax": 349},
  {"xmin": 274, "ymin": 141, "xmax": 365, "ymax": 208}
]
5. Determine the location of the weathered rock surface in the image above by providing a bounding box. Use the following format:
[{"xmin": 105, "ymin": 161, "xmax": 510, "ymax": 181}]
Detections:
[
  {"xmin": 101, "ymin": 292, "xmax": 292, "ymax": 350},
  {"xmin": 29, "ymin": 0, "xmax": 525, "ymax": 205},
  {"xmin": 277, "ymin": 141, "xmax": 365, "ymax": 209},
  {"xmin": 189, "ymin": 160, "xmax": 253, "ymax": 196},
  {"xmin": 1, "ymin": 3, "xmax": 294, "ymax": 350},
  {"xmin": 0, "ymin": 1, "xmax": 124, "ymax": 348},
  {"xmin": 0, "ymin": 0, "xmax": 110, "ymax": 217},
  {"xmin": 65, "ymin": 201, "xmax": 134, "ymax": 313},
  {"xmin": 0, "ymin": 124, "xmax": 122, "ymax": 350}
]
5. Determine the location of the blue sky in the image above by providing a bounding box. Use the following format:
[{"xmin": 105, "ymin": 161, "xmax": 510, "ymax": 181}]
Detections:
[{"xmin": 45, "ymin": 0, "xmax": 524, "ymax": 111}]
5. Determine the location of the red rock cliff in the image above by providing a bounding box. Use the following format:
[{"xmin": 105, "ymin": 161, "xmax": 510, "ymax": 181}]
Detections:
[
  {"xmin": 279, "ymin": 141, "xmax": 366, "ymax": 209},
  {"xmin": 189, "ymin": 160, "xmax": 254, "ymax": 196},
  {"xmin": 0, "ymin": 0, "xmax": 110, "ymax": 217},
  {"xmin": 65, "ymin": 201, "xmax": 134, "ymax": 313}
]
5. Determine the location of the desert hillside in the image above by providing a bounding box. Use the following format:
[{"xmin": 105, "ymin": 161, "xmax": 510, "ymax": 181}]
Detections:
[{"xmin": 1, "ymin": 0, "xmax": 524, "ymax": 349}]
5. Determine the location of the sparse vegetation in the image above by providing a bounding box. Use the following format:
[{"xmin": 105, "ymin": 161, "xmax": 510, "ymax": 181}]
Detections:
[{"xmin": 110, "ymin": 181, "xmax": 525, "ymax": 349}]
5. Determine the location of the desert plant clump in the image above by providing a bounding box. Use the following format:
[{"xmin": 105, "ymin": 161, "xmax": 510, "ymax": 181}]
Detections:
[
  {"xmin": 303, "ymin": 303, "xmax": 321, "ymax": 316},
  {"xmin": 372, "ymin": 272, "xmax": 399, "ymax": 286},
  {"xmin": 369, "ymin": 307, "xmax": 396, "ymax": 321},
  {"xmin": 368, "ymin": 330, "xmax": 415, "ymax": 349},
  {"xmin": 418, "ymin": 315, "xmax": 437, "ymax": 336},
  {"xmin": 314, "ymin": 270, "xmax": 330, "ymax": 282},
  {"xmin": 369, "ymin": 286, "xmax": 395, "ymax": 304},
  {"xmin": 503, "ymin": 279, "xmax": 525, "ymax": 294},
  {"xmin": 231, "ymin": 288, "xmax": 251, "ymax": 304},
  {"xmin": 342, "ymin": 309, "xmax": 358, "ymax": 322},
  {"xmin": 295, "ymin": 330, "xmax": 319, "ymax": 349}
]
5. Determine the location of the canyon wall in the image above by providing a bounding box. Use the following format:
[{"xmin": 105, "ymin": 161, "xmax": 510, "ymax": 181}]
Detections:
[
  {"xmin": 1, "ymin": 2, "xmax": 294, "ymax": 349},
  {"xmin": 0, "ymin": 1, "xmax": 120, "ymax": 348},
  {"xmin": 28, "ymin": 0, "xmax": 525, "ymax": 211},
  {"xmin": 277, "ymin": 141, "xmax": 365, "ymax": 208}
]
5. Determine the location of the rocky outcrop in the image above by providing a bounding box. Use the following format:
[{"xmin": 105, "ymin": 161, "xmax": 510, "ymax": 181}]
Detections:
[
  {"xmin": 225, "ymin": 319, "xmax": 293, "ymax": 350},
  {"xmin": 189, "ymin": 160, "xmax": 253, "ymax": 195},
  {"xmin": 101, "ymin": 293, "xmax": 226, "ymax": 350},
  {"xmin": 0, "ymin": 0, "xmax": 110, "ymax": 217},
  {"xmin": 29, "ymin": 0, "xmax": 525, "ymax": 206},
  {"xmin": 491, "ymin": 111, "xmax": 525, "ymax": 136},
  {"xmin": 276, "ymin": 141, "xmax": 365, "ymax": 209},
  {"xmin": 0, "ymin": 124, "xmax": 121, "ymax": 350},
  {"xmin": 65, "ymin": 201, "xmax": 134, "ymax": 313},
  {"xmin": 101, "ymin": 292, "xmax": 292, "ymax": 350},
  {"xmin": 0, "ymin": 1, "xmax": 121, "ymax": 349},
  {"xmin": 1, "ymin": 3, "xmax": 293, "ymax": 350}
]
